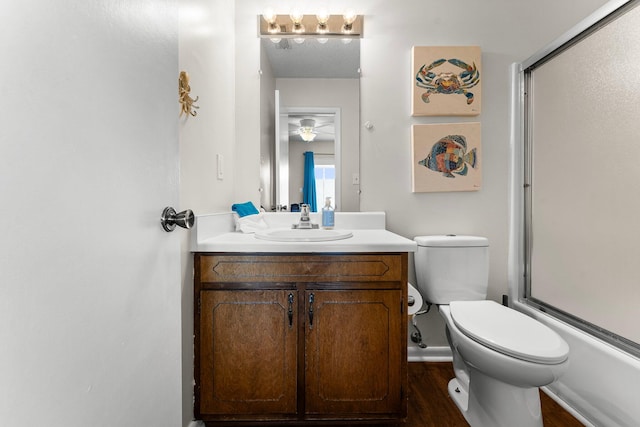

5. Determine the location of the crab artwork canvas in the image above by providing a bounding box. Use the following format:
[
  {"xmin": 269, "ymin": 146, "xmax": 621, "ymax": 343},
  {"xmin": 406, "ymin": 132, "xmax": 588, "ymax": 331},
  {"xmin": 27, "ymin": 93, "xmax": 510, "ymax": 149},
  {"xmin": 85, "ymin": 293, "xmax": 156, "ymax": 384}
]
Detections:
[
  {"xmin": 412, "ymin": 122, "xmax": 482, "ymax": 192},
  {"xmin": 412, "ymin": 46, "xmax": 482, "ymax": 116}
]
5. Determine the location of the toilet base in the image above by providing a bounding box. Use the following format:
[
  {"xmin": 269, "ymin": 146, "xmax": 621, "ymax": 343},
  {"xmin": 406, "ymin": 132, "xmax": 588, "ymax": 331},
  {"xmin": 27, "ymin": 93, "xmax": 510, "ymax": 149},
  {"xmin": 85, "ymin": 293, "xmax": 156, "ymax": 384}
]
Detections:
[
  {"xmin": 447, "ymin": 368, "xmax": 543, "ymax": 427},
  {"xmin": 448, "ymin": 378, "xmax": 469, "ymax": 412}
]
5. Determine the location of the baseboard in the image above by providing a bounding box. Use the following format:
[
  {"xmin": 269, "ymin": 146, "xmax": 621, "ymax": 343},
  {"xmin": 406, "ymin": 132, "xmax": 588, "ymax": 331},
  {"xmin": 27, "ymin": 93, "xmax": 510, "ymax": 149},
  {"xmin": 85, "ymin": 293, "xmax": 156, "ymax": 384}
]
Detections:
[{"xmin": 408, "ymin": 345, "xmax": 452, "ymax": 362}]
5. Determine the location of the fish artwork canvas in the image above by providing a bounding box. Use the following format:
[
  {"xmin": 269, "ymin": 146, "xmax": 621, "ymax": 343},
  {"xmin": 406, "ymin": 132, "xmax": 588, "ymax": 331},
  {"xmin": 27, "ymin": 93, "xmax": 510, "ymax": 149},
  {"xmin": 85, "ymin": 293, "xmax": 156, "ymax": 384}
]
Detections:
[
  {"xmin": 412, "ymin": 46, "xmax": 482, "ymax": 116},
  {"xmin": 412, "ymin": 123, "xmax": 481, "ymax": 192}
]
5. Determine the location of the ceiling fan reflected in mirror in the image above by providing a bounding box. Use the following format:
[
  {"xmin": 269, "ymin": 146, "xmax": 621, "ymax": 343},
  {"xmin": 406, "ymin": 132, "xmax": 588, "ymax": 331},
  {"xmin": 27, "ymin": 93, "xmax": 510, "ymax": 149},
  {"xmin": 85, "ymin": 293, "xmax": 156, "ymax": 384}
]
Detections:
[
  {"xmin": 299, "ymin": 118, "xmax": 317, "ymax": 142},
  {"xmin": 289, "ymin": 115, "xmax": 335, "ymax": 143}
]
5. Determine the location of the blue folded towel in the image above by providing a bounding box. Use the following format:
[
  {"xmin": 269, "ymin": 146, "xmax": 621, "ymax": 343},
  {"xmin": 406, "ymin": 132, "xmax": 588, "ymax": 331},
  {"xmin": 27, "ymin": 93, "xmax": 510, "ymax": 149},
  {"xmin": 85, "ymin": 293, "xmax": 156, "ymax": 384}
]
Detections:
[{"xmin": 231, "ymin": 201, "xmax": 259, "ymax": 218}]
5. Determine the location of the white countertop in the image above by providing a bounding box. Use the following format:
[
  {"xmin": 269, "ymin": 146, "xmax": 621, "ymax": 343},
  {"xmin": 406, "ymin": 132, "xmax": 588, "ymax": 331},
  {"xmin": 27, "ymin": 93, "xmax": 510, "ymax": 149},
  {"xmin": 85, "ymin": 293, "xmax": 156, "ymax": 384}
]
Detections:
[
  {"xmin": 195, "ymin": 229, "xmax": 417, "ymax": 253},
  {"xmin": 191, "ymin": 211, "xmax": 417, "ymax": 253}
]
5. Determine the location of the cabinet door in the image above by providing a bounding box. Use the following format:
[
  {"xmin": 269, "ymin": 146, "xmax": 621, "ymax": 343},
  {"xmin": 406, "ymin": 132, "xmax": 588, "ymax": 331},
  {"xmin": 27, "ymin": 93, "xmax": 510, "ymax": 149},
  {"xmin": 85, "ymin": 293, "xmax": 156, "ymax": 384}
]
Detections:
[
  {"xmin": 304, "ymin": 289, "xmax": 404, "ymax": 417},
  {"xmin": 199, "ymin": 290, "xmax": 297, "ymax": 416}
]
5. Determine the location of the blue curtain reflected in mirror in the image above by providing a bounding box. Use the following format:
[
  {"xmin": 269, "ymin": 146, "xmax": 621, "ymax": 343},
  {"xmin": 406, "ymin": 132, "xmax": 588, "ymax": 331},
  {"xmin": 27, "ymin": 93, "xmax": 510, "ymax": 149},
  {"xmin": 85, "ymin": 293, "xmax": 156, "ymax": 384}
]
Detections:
[{"xmin": 303, "ymin": 151, "xmax": 317, "ymax": 211}]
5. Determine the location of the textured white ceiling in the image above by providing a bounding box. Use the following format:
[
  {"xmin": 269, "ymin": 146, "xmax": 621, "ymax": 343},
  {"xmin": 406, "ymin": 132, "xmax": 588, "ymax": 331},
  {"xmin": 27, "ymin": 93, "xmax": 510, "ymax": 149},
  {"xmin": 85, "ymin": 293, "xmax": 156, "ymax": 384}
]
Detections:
[{"xmin": 262, "ymin": 38, "xmax": 360, "ymax": 78}]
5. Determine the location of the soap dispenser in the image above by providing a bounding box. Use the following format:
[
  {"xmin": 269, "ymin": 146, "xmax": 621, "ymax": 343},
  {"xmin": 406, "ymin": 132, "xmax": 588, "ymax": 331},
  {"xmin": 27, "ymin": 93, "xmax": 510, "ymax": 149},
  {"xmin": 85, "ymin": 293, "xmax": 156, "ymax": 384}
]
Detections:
[{"xmin": 322, "ymin": 197, "xmax": 334, "ymax": 229}]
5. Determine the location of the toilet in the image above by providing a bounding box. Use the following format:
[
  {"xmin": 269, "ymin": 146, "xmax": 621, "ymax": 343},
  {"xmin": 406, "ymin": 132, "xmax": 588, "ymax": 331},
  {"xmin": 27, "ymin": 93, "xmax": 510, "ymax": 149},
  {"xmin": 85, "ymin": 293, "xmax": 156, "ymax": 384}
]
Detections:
[{"xmin": 412, "ymin": 235, "xmax": 569, "ymax": 427}]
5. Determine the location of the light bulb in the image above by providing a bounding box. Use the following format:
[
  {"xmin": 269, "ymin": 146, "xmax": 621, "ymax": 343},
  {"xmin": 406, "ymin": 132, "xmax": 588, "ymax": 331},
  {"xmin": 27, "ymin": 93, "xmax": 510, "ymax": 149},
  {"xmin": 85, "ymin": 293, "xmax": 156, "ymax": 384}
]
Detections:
[
  {"xmin": 343, "ymin": 11, "xmax": 357, "ymax": 25},
  {"xmin": 342, "ymin": 11, "xmax": 357, "ymax": 34},
  {"xmin": 263, "ymin": 10, "xmax": 277, "ymax": 24},
  {"xmin": 316, "ymin": 12, "xmax": 331, "ymax": 36},
  {"xmin": 289, "ymin": 12, "xmax": 305, "ymax": 34},
  {"xmin": 316, "ymin": 12, "xmax": 329, "ymax": 25},
  {"xmin": 268, "ymin": 23, "xmax": 280, "ymax": 35},
  {"xmin": 290, "ymin": 12, "xmax": 303, "ymax": 24},
  {"xmin": 263, "ymin": 11, "xmax": 281, "ymax": 34}
]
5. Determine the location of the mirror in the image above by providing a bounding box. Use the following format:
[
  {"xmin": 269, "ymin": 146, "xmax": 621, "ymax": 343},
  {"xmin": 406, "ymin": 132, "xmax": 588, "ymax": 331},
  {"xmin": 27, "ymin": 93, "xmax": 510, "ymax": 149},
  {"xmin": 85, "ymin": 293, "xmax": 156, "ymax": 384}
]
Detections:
[{"xmin": 260, "ymin": 38, "xmax": 360, "ymax": 212}]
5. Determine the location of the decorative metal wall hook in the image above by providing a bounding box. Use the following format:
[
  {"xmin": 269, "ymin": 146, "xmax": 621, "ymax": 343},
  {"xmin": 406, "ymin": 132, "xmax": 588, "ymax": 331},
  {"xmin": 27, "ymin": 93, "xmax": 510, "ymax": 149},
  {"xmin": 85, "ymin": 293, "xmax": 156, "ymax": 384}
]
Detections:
[{"xmin": 179, "ymin": 71, "xmax": 199, "ymax": 117}]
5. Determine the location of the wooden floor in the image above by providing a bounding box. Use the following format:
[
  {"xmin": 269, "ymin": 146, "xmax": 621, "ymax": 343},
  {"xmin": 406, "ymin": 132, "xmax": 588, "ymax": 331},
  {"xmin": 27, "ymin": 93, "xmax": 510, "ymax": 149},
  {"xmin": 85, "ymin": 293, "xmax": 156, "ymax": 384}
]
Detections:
[{"xmin": 405, "ymin": 362, "xmax": 584, "ymax": 427}]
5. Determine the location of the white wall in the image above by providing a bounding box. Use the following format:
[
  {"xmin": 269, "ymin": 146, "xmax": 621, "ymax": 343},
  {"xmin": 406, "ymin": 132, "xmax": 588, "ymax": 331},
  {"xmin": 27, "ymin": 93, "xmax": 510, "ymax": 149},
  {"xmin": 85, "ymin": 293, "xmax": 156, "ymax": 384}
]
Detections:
[
  {"xmin": 179, "ymin": 0, "xmax": 236, "ymax": 214},
  {"xmin": 1, "ymin": 1, "xmax": 182, "ymax": 426},
  {"xmin": 234, "ymin": 3, "xmax": 263, "ymax": 207},
  {"xmin": 179, "ymin": 1, "xmax": 237, "ymax": 426}
]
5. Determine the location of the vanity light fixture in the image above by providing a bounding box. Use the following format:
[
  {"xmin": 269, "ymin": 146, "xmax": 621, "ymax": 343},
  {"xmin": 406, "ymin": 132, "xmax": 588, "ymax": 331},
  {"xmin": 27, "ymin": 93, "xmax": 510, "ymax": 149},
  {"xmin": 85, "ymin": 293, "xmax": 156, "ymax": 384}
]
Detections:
[{"xmin": 259, "ymin": 13, "xmax": 362, "ymax": 42}]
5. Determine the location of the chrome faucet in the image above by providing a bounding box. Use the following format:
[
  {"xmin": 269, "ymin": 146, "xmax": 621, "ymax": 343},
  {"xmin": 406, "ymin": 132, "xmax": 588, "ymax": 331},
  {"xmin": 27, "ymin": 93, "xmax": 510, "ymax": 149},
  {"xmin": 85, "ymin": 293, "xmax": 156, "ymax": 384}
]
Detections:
[
  {"xmin": 300, "ymin": 204, "xmax": 310, "ymax": 222},
  {"xmin": 292, "ymin": 204, "xmax": 318, "ymax": 229}
]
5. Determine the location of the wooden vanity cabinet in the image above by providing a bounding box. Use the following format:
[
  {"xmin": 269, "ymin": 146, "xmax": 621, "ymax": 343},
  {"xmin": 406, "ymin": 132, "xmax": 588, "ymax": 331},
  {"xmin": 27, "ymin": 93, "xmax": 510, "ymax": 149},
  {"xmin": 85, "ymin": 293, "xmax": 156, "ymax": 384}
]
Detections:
[{"xmin": 194, "ymin": 253, "xmax": 408, "ymax": 425}]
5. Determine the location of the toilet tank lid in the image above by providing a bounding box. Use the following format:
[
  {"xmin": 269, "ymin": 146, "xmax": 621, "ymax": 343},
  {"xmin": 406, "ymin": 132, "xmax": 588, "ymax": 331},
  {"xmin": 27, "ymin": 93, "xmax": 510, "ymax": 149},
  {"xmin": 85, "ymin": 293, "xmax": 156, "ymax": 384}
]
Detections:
[{"xmin": 414, "ymin": 235, "xmax": 488, "ymax": 247}]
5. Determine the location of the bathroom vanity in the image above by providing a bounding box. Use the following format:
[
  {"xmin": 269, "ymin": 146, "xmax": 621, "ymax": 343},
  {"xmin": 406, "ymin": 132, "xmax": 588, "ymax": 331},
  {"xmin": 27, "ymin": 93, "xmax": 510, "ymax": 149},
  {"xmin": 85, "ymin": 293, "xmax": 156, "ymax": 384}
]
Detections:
[{"xmin": 192, "ymin": 212, "xmax": 417, "ymax": 425}]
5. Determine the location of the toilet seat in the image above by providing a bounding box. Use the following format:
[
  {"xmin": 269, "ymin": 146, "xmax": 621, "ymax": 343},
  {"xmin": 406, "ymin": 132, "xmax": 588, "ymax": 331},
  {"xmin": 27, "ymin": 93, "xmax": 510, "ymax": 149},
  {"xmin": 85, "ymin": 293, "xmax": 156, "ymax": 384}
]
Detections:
[{"xmin": 449, "ymin": 300, "xmax": 569, "ymax": 364}]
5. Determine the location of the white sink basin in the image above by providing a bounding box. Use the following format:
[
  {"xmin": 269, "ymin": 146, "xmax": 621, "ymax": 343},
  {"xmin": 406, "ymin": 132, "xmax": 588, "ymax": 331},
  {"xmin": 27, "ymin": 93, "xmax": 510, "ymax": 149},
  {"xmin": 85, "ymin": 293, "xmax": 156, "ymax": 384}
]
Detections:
[{"xmin": 255, "ymin": 228, "xmax": 353, "ymax": 242}]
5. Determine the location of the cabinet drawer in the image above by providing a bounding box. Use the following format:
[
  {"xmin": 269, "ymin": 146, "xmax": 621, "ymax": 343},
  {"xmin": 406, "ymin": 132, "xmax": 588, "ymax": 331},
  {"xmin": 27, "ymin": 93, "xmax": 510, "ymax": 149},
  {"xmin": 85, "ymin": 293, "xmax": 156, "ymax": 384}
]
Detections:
[{"xmin": 198, "ymin": 254, "xmax": 405, "ymax": 283}]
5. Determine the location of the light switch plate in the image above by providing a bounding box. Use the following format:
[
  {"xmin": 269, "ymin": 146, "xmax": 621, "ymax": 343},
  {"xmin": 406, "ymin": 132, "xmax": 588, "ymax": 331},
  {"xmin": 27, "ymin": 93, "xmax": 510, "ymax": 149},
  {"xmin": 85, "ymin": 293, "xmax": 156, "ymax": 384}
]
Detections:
[{"xmin": 217, "ymin": 154, "xmax": 224, "ymax": 180}]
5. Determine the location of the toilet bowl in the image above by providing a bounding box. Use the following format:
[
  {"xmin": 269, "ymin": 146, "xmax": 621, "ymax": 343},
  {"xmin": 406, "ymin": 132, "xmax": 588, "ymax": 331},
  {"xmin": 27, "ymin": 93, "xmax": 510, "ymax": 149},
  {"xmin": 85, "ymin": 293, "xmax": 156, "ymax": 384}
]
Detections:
[
  {"xmin": 441, "ymin": 301, "xmax": 568, "ymax": 427},
  {"xmin": 412, "ymin": 235, "xmax": 570, "ymax": 427}
]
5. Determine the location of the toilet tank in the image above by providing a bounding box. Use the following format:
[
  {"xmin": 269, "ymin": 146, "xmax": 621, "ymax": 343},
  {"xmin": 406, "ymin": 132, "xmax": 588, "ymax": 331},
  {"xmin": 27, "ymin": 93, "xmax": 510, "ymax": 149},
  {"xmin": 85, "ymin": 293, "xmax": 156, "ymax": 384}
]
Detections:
[{"xmin": 414, "ymin": 235, "xmax": 489, "ymax": 304}]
